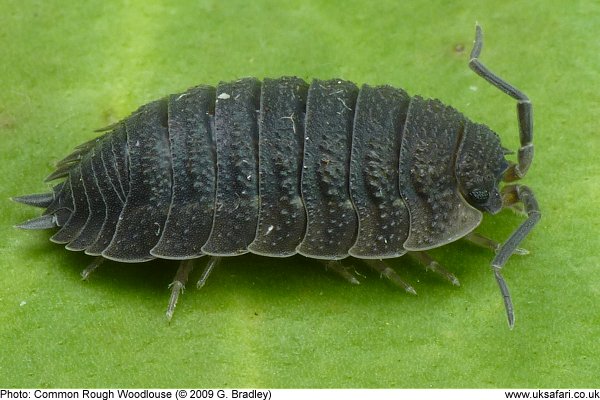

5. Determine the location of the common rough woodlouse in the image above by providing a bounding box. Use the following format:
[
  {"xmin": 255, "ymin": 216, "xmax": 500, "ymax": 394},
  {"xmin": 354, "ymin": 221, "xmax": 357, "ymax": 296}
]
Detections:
[{"xmin": 14, "ymin": 26, "xmax": 540, "ymax": 327}]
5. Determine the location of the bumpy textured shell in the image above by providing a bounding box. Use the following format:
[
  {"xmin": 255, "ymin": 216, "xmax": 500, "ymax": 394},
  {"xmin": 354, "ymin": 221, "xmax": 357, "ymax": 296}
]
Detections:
[{"xmin": 34, "ymin": 76, "xmax": 508, "ymax": 263}]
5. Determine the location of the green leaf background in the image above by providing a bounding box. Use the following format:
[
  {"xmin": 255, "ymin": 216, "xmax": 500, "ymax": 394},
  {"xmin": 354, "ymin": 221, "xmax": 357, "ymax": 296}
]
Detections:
[{"xmin": 1, "ymin": 0, "xmax": 598, "ymax": 388}]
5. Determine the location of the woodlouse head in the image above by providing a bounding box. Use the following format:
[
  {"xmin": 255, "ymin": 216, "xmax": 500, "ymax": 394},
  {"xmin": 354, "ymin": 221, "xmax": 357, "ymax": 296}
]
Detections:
[{"xmin": 455, "ymin": 122, "xmax": 509, "ymax": 215}]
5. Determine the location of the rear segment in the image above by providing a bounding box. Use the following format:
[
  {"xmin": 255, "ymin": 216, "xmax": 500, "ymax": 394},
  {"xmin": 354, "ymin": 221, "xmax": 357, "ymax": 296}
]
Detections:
[{"xmin": 14, "ymin": 85, "xmax": 218, "ymax": 262}]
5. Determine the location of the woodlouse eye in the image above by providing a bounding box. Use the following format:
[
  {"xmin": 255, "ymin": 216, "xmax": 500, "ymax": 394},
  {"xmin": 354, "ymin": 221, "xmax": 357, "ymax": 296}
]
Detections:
[{"xmin": 468, "ymin": 188, "xmax": 489, "ymax": 204}]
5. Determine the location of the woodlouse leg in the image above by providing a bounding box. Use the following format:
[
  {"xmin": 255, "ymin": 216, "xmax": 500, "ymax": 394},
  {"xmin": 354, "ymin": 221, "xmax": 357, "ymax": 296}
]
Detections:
[
  {"xmin": 166, "ymin": 259, "xmax": 195, "ymax": 321},
  {"xmin": 464, "ymin": 232, "xmax": 529, "ymax": 256},
  {"xmin": 196, "ymin": 257, "xmax": 221, "ymax": 289},
  {"xmin": 407, "ymin": 252, "xmax": 461, "ymax": 287},
  {"xmin": 81, "ymin": 257, "xmax": 104, "ymax": 280},
  {"xmin": 492, "ymin": 184, "xmax": 540, "ymax": 329},
  {"xmin": 363, "ymin": 259, "xmax": 417, "ymax": 295},
  {"xmin": 469, "ymin": 24, "xmax": 533, "ymax": 181},
  {"xmin": 323, "ymin": 260, "xmax": 360, "ymax": 285}
]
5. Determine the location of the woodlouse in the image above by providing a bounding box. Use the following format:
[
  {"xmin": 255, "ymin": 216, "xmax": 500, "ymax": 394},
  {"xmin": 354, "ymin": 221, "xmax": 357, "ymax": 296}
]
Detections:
[{"xmin": 14, "ymin": 26, "xmax": 540, "ymax": 327}]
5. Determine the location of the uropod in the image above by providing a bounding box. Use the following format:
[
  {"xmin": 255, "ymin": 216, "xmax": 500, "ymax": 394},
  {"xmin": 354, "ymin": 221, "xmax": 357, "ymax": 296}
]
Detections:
[{"xmin": 14, "ymin": 26, "xmax": 540, "ymax": 327}]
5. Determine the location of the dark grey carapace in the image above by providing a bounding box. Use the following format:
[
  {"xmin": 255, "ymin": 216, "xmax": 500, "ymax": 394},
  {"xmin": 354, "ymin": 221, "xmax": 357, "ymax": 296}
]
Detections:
[{"xmin": 14, "ymin": 26, "xmax": 540, "ymax": 327}]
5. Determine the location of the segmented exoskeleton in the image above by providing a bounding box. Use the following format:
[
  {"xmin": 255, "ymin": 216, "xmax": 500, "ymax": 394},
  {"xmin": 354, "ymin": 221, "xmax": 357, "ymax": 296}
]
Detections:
[{"xmin": 14, "ymin": 26, "xmax": 540, "ymax": 327}]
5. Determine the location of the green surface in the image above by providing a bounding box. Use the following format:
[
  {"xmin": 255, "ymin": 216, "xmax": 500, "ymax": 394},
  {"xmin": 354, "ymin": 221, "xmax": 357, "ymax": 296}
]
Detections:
[{"xmin": 1, "ymin": 0, "xmax": 598, "ymax": 388}]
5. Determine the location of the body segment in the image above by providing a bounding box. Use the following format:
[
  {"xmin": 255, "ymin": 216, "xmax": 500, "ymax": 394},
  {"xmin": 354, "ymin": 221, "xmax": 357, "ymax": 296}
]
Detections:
[
  {"xmin": 50, "ymin": 167, "xmax": 87, "ymax": 244},
  {"xmin": 348, "ymin": 84, "xmax": 410, "ymax": 259},
  {"xmin": 398, "ymin": 97, "xmax": 482, "ymax": 250},
  {"xmin": 87, "ymin": 138, "xmax": 124, "ymax": 255},
  {"xmin": 247, "ymin": 77, "xmax": 308, "ymax": 257},
  {"xmin": 150, "ymin": 85, "xmax": 217, "ymax": 259},
  {"xmin": 103, "ymin": 99, "xmax": 172, "ymax": 262},
  {"xmin": 297, "ymin": 79, "xmax": 359, "ymax": 259},
  {"xmin": 201, "ymin": 78, "xmax": 261, "ymax": 256},
  {"xmin": 76, "ymin": 148, "xmax": 109, "ymax": 254}
]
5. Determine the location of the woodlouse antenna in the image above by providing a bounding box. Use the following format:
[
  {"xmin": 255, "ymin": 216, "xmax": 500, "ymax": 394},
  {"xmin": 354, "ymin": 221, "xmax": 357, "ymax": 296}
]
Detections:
[
  {"xmin": 469, "ymin": 24, "xmax": 539, "ymax": 328},
  {"xmin": 468, "ymin": 24, "xmax": 534, "ymax": 182}
]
